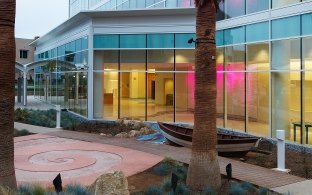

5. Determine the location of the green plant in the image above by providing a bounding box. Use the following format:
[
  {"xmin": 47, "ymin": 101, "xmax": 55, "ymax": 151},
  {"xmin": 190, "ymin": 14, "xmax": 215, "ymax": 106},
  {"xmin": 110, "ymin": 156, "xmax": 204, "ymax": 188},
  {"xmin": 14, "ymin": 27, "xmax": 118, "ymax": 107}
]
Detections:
[
  {"xmin": 161, "ymin": 178, "xmax": 172, "ymax": 192},
  {"xmin": 173, "ymin": 165, "xmax": 187, "ymax": 181},
  {"xmin": 240, "ymin": 181, "xmax": 256, "ymax": 191},
  {"xmin": 16, "ymin": 185, "xmax": 32, "ymax": 195},
  {"xmin": 15, "ymin": 108, "xmax": 30, "ymax": 122},
  {"xmin": 174, "ymin": 183, "xmax": 190, "ymax": 195},
  {"xmin": 228, "ymin": 183, "xmax": 247, "ymax": 195},
  {"xmin": 153, "ymin": 163, "xmax": 172, "ymax": 176},
  {"xmin": 31, "ymin": 185, "xmax": 46, "ymax": 195},
  {"xmin": 65, "ymin": 184, "xmax": 90, "ymax": 195},
  {"xmin": 201, "ymin": 186, "xmax": 216, "ymax": 195},
  {"xmin": 143, "ymin": 186, "xmax": 163, "ymax": 195},
  {"xmin": 14, "ymin": 129, "xmax": 32, "ymax": 137},
  {"xmin": 257, "ymin": 187, "xmax": 269, "ymax": 195}
]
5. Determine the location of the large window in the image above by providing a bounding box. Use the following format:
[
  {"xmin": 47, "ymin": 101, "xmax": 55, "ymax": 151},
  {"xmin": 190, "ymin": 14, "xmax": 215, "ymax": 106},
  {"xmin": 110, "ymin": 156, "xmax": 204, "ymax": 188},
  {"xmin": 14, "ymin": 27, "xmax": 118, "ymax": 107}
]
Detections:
[
  {"xmin": 217, "ymin": 48, "xmax": 224, "ymax": 127},
  {"xmin": 246, "ymin": 0, "xmax": 269, "ymax": 14},
  {"xmin": 120, "ymin": 50, "xmax": 146, "ymax": 120},
  {"xmin": 246, "ymin": 22, "xmax": 269, "ymax": 43},
  {"xmin": 147, "ymin": 50, "xmax": 174, "ymax": 122},
  {"xmin": 225, "ymin": 45, "xmax": 245, "ymax": 132},
  {"xmin": 303, "ymin": 37, "xmax": 312, "ymax": 145},
  {"xmin": 272, "ymin": 0, "xmax": 300, "ymax": 8},
  {"xmin": 246, "ymin": 43, "xmax": 270, "ymax": 136},
  {"xmin": 225, "ymin": 0, "xmax": 245, "ymax": 19},
  {"xmin": 272, "ymin": 39, "xmax": 301, "ymax": 141},
  {"xmin": 175, "ymin": 49, "xmax": 195, "ymax": 123},
  {"xmin": 94, "ymin": 50, "xmax": 119, "ymax": 119},
  {"xmin": 224, "ymin": 26, "xmax": 245, "ymax": 45},
  {"xmin": 272, "ymin": 16, "xmax": 301, "ymax": 39}
]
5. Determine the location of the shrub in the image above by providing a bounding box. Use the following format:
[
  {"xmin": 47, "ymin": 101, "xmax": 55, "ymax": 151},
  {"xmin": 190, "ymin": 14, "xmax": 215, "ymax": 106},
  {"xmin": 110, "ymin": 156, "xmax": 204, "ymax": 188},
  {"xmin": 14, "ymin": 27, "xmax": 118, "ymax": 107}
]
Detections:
[
  {"xmin": 65, "ymin": 184, "xmax": 90, "ymax": 195},
  {"xmin": 14, "ymin": 129, "xmax": 32, "ymax": 137},
  {"xmin": 143, "ymin": 186, "xmax": 163, "ymax": 195},
  {"xmin": 161, "ymin": 178, "xmax": 172, "ymax": 192},
  {"xmin": 16, "ymin": 185, "xmax": 47, "ymax": 195},
  {"xmin": 240, "ymin": 182, "xmax": 256, "ymax": 191},
  {"xmin": 0, "ymin": 186, "xmax": 14, "ymax": 195},
  {"xmin": 173, "ymin": 165, "xmax": 187, "ymax": 181},
  {"xmin": 16, "ymin": 185, "xmax": 32, "ymax": 195},
  {"xmin": 174, "ymin": 183, "xmax": 190, "ymax": 195},
  {"xmin": 31, "ymin": 185, "xmax": 46, "ymax": 195},
  {"xmin": 15, "ymin": 108, "xmax": 30, "ymax": 122},
  {"xmin": 228, "ymin": 183, "xmax": 247, "ymax": 195},
  {"xmin": 257, "ymin": 187, "xmax": 269, "ymax": 195},
  {"xmin": 201, "ymin": 186, "xmax": 216, "ymax": 195},
  {"xmin": 153, "ymin": 163, "xmax": 172, "ymax": 176}
]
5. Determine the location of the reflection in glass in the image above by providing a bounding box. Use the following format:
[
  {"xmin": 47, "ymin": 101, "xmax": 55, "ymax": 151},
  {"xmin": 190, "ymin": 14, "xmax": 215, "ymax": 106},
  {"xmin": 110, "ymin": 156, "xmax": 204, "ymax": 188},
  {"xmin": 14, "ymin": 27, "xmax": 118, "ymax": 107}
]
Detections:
[
  {"xmin": 246, "ymin": 0, "xmax": 269, "ymax": 14},
  {"xmin": 225, "ymin": 0, "xmax": 245, "ymax": 19}
]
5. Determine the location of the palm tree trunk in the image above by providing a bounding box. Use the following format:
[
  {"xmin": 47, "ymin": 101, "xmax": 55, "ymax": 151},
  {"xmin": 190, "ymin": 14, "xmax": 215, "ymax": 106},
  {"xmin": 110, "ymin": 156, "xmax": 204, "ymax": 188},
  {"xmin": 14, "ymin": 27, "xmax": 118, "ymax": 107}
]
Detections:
[
  {"xmin": 186, "ymin": 0, "xmax": 221, "ymax": 193},
  {"xmin": 0, "ymin": 0, "xmax": 17, "ymax": 189}
]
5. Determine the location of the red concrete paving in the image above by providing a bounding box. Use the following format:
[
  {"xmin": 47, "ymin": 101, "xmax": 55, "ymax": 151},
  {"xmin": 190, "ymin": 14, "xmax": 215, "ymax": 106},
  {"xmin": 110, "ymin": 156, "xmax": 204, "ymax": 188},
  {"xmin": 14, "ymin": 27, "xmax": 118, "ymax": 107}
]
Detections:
[{"xmin": 14, "ymin": 134, "xmax": 163, "ymax": 186}]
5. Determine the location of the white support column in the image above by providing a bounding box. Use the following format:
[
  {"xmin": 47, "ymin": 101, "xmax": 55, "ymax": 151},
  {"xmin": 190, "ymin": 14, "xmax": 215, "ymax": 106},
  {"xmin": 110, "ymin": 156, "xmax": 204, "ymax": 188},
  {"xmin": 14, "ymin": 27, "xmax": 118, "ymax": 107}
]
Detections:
[
  {"xmin": 87, "ymin": 24, "xmax": 94, "ymax": 119},
  {"xmin": 23, "ymin": 71, "xmax": 27, "ymax": 106},
  {"xmin": 56, "ymin": 105, "xmax": 61, "ymax": 129}
]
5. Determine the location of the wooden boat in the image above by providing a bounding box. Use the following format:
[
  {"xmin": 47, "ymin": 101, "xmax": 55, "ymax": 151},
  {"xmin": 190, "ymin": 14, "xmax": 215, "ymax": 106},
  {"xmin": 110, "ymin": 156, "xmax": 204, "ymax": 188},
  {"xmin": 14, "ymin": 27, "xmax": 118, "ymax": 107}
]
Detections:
[{"xmin": 158, "ymin": 122, "xmax": 260, "ymax": 157}]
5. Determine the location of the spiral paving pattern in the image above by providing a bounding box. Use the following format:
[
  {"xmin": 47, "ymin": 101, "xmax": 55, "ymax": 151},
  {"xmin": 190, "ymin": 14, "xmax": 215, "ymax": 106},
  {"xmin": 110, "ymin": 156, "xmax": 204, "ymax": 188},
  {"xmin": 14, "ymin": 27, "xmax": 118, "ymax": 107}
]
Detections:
[{"xmin": 14, "ymin": 134, "xmax": 163, "ymax": 185}]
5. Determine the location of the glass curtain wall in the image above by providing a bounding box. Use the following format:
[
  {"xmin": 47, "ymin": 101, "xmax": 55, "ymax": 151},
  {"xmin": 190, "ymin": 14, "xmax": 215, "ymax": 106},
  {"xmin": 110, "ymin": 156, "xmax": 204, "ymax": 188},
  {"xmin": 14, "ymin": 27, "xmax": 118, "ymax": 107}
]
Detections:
[
  {"xmin": 272, "ymin": 39, "xmax": 301, "ymax": 142},
  {"xmin": 246, "ymin": 43, "xmax": 270, "ymax": 136},
  {"xmin": 217, "ymin": 48, "xmax": 224, "ymax": 127},
  {"xmin": 303, "ymin": 37, "xmax": 312, "ymax": 144},
  {"xmin": 34, "ymin": 38, "xmax": 89, "ymax": 117},
  {"xmin": 225, "ymin": 45, "xmax": 246, "ymax": 131},
  {"xmin": 147, "ymin": 50, "xmax": 174, "ymax": 122},
  {"xmin": 175, "ymin": 49, "xmax": 195, "ymax": 123},
  {"xmin": 120, "ymin": 50, "xmax": 146, "ymax": 120},
  {"xmin": 94, "ymin": 50, "xmax": 119, "ymax": 119}
]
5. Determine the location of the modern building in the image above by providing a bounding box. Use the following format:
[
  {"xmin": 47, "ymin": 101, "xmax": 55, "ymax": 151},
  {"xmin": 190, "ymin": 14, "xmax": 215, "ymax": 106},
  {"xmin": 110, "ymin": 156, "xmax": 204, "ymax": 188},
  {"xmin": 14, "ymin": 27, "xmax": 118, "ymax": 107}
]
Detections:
[
  {"xmin": 15, "ymin": 38, "xmax": 35, "ymax": 79},
  {"xmin": 30, "ymin": 0, "xmax": 312, "ymax": 145}
]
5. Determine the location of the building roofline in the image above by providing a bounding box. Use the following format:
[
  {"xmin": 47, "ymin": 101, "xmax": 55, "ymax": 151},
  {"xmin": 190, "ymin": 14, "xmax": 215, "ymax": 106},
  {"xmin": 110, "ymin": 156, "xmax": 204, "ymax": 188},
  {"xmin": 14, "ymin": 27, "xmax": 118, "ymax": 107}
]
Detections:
[{"xmin": 30, "ymin": 8, "xmax": 195, "ymax": 47}]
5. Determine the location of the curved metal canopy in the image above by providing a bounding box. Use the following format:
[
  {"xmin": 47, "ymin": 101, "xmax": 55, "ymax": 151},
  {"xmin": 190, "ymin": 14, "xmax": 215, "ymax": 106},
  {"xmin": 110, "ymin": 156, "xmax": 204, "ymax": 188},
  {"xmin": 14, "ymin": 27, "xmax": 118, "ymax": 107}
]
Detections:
[{"xmin": 15, "ymin": 60, "xmax": 87, "ymax": 73}]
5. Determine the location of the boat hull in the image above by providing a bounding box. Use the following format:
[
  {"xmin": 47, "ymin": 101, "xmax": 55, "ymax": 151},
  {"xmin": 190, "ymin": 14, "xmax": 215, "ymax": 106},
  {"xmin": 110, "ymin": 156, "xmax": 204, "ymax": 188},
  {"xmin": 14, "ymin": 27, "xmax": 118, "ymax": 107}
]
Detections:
[{"xmin": 158, "ymin": 122, "xmax": 260, "ymax": 157}]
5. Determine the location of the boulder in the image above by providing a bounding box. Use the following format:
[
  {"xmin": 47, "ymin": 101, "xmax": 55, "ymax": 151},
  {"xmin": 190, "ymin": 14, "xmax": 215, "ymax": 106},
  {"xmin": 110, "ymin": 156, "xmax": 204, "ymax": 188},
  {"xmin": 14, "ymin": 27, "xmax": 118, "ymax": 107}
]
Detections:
[
  {"xmin": 115, "ymin": 119, "xmax": 124, "ymax": 125},
  {"xmin": 115, "ymin": 132, "xmax": 129, "ymax": 138},
  {"xmin": 139, "ymin": 127, "xmax": 156, "ymax": 135},
  {"xmin": 128, "ymin": 130, "xmax": 140, "ymax": 137},
  {"xmin": 132, "ymin": 121, "xmax": 146, "ymax": 130},
  {"xmin": 89, "ymin": 171, "xmax": 130, "ymax": 195}
]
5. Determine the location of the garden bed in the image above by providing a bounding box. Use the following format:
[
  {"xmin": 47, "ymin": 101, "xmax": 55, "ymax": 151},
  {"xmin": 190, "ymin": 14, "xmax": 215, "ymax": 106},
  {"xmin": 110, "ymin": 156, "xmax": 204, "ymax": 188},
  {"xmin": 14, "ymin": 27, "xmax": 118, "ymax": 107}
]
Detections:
[{"xmin": 127, "ymin": 158, "xmax": 279, "ymax": 195}]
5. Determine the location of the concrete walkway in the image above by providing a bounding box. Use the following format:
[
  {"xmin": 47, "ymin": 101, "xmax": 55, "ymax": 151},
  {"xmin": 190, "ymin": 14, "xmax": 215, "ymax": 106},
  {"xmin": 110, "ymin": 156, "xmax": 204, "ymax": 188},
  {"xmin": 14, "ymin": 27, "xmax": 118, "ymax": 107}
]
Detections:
[
  {"xmin": 14, "ymin": 122, "xmax": 62, "ymax": 134},
  {"xmin": 45, "ymin": 129, "xmax": 306, "ymax": 189},
  {"xmin": 272, "ymin": 180, "xmax": 312, "ymax": 195},
  {"xmin": 14, "ymin": 122, "xmax": 307, "ymax": 192}
]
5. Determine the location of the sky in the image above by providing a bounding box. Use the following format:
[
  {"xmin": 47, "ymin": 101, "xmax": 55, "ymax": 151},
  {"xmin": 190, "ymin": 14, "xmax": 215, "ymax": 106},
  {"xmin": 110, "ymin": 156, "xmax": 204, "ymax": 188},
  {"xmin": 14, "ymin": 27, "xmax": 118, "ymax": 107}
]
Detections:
[{"xmin": 15, "ymin": 0, "xmax": 69, "ymax": 39}]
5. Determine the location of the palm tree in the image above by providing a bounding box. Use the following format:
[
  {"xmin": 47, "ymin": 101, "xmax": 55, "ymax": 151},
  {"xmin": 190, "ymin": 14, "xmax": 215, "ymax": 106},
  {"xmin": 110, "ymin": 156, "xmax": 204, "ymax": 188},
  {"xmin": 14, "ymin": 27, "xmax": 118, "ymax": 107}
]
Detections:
[
  {"xmin": 186, "ymin": 0, "xmax": 221, "ymax": 193},
  {"xmin": 0, "ymin": 0, "xmax": 17, "ymax": 189}
]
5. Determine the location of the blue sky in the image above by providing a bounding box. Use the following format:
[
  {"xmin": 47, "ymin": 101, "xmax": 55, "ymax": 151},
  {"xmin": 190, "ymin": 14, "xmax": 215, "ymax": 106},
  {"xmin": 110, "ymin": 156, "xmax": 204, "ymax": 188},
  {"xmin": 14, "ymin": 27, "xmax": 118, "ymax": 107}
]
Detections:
[{"xmin": 15, "ymin": 0, "xmax": 68, "ymax": 39}]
